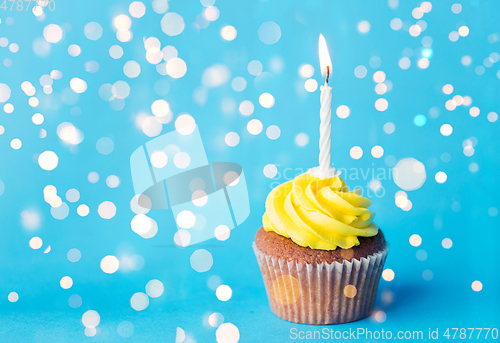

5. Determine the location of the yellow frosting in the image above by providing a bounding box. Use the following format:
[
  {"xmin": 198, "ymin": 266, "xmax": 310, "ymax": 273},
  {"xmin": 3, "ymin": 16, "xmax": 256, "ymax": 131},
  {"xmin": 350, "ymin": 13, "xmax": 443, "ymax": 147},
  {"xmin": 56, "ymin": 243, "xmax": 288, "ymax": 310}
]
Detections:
[{"xmin": 263, "ymin": 171, "xmax": 378, "ymax": 250}]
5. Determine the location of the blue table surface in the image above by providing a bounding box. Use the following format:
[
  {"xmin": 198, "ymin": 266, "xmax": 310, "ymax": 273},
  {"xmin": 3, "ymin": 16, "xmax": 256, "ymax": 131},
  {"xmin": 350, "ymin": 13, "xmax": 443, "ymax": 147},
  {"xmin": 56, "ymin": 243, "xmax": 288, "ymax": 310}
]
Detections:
[{"xmin": 0, "ymin": 0, "xmax": 499, "ymax": 341}]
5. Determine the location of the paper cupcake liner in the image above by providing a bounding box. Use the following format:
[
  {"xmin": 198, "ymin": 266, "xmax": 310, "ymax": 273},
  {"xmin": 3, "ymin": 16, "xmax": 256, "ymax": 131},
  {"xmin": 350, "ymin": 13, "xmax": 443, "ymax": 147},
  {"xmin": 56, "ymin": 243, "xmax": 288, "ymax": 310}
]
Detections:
[{"xmin": 253, "ymin": 243, "xmax": 389, "ymax": 325}]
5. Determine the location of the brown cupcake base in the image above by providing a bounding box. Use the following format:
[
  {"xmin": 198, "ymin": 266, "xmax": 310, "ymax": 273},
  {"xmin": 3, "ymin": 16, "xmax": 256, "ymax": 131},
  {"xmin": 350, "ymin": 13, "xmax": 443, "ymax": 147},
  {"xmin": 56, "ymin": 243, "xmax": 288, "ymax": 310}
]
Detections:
[
  {"xmin": 254, "ymin": 228, "xmax": 389, "ymax": 325},
  {"xmin": 255, "ymin": 227, "xmax": 386, "ymax": 264}
]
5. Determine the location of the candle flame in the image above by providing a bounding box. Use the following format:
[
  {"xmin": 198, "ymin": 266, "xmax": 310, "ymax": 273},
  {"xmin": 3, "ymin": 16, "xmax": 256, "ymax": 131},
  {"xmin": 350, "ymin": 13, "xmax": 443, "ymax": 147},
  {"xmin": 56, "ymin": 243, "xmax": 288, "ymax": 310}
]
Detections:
[{"xmin": 318, "ymin": 34, "xmax": 332, "ymax": 78}]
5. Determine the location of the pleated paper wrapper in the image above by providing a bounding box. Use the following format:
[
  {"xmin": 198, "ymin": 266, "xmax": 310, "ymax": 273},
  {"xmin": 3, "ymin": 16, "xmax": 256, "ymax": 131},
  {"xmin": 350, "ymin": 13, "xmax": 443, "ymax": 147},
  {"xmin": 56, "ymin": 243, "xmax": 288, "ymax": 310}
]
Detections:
[{"xmin": 253, "ymin": 243, "xmax": 389, "ymax": 325}]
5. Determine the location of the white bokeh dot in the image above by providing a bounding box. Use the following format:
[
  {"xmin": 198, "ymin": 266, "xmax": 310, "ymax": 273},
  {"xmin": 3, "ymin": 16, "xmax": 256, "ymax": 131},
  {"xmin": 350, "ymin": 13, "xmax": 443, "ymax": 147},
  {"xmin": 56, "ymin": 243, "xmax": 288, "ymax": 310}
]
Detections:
[
  {"xmin": 29, "ymin": 236, "xmax": 43, "ymax": 250},
  {"xmin": 247, "ymin": 119, "xmax": 263, "ymax": 135},
  {"xmin": 130, "ymin": 292, "xmax": 150, "ymax": 311},
  {"xmin": 471, "ymin": 281, "xmax": 483, "ymax": 292},
  {"xmin": 38, "ymin": 151, "xmax": 59, "ymax": 171},
  {"xmin": 354, "ymin": 65, "xmax": 367, "ymax": 78},
  {"xmin": 487, "ymin": 112, "xmax": 498, "ymax": 122},
  {"xmin": 223, "ymin": 171, "xmax": 239, "ymax": 186},
  {"xmin": 192, "ymin": 190, "xmax": 208, "ymax": 207},
  {"xmin": 204, "ymin": 6, "xmax": 220, "ymax": 21},
  {"xmin": 442, "ymin": 238, "xmax": 453, "ymax": 249},
  {"xmin": 350, "ymin": 146, "xmax": 363, "ymax": 160},
  {"xmin": 174, "ymin": 230, "xmax": 191, "ymax": 247},
  {"xmin": 84, "ymin": 327, "xmax": 96, "ymax": 337},
  {"xmin": 98, "ymin": 201, "xmax": 116, "ymax": 219},
  {"xmin": 390, "ymin": 18, "xmax": 403, "ymax": 30},
  {"xmin": 299, "ymin": 64, "xmax": 314, "ymax": 78},
  {"xmin": 266, "ymin": 125, "xmax": 280, "ymax": 140},
  {"xmin": 161, "ymin": 12, "xmax": 185, "ymax": 36},
  {"xmin": 177, "ymin": 210, "xmax": 196, "ymax": 229},
  {"xmin": 451, "ymin": 3, "xmax": 462, "ymax": 14},
  {"xmin": 209, "ymin": 312, "xmax": 224, "ymax": 327},
  {"xmin": 382, "ymin": 269, "xmax": 395, "ymax": 282},
  {"xmin": 214, "ymin": 225, "xmax": 231, "ymax": 241},
  {"xmin": 225, "ymin": 132, "xmax": 240, "ymax": 147},
  {"xmin": 295, "ymin": 133, "xmax": 309, "ymax": 147},
  {"xmin": 106, "ymin": 175, "xmax": 120, "ymax": 188},
  {"xmin": 60, "ymin": 276, "xmax": 73, "ymax": 289},
  {"xmin": 239, "ymin": 100, "xmax": 254, "ymax": 116},
  {"xmin": 166, "ymin": 57, "xmax": 187, "ymax": 79},
  {"xmin": 216, "ymin": 323, "xmax": 240, "ymax": 343},
  {"xmin": 375, "ymin": 98, "xmax": 388, "ymax": 111},
  {"xmin": 258, "ymin": 21, "xmax": 281, "ymax": 45},
  {"xmin": 10, "ymin": 138, "xmax": 22, "ymax": 150},
  {"xmin": 259, "ymin": 93, "xmax": 275, "ymax": 108},
  {"xmin": 304, "ymin": 79, "xmax": 318, "ymax": 92},
  {"xmin": 336, "ymin": 105, "xmax": 350, "ymax": 119},
  {"xmin": 145, "ymin": 279, "xmax": 164, "ymax": 298},
  {"xmin": 142, "ymin": 116, "xmax": 162, "ymax": 137},
  {"xmin": 216, "ymin": 284, "xmax": 232, "ymax": 301},
  {"xmin": 77, "ymin": 204, "xmax": 90, "ymax": 217},
  {"xmin": 32, "ymin": 113, "xmax": 44, "ymax": 125},
  {"xmin": 399, "ymin": 57, "xmax": 411, "ymax": 70},
  {"xmin": 123, "ymin": 60, "xmax": 141, "ymax": 78},
  {"xmin": 44, "ymin": 24, "xmax": 63, "ymax": 43},
  {"xmin": 221, "ymin": 25, "xmax": 237, "ymax": 41},
  {"xmin": 440, "ymin": 124, "xmax": 453, "ymax": 136},
  {"xmin": 175, "ymin": 114, "xmax": 196, "ymax": 135},
  {"xmin": 263, "ymin": 164, "xmax": 278, "ymax": 178},
  {"xmin": 435, "ymin": 171, "xmax": 447, "ymax": 183},
  {"xmin": 247, "ymin": 60, "xmax": 262, "ymax": 76},
  {"xmin": 174, "ymin": 152, "xmax": 191, "ymax": 169},
  {"xmin": 100, "ymin": 255, "xmax": 120, "ymax": 274},
  {"xmin": 392, "ymin": 158, "xmax": 426, "ymax": 191},
  {"xmin": 371, "ymin": 146, "xmax": 384, "ymax": 158},
  {"xmin": 190, "ymin": 249, "xmax": 213, "ymax": 273},
  {"xmin": 8, "ymin": 292, "xmax": 19, "ymax": 303},
  {"xmin": 151, "ymin": 151, "xmax": 168, "ymax": 168},
  {"xmin": 82, "ymin": 310, "xmax": 100, "ymax": 328},
  {"xmin": 129, "ymin": 1, "xmax": 146, "ymax": 18},
  {"xmin": 409, "ymin": 234, "xmax": 422, "ymax": 247},
  {"xmin": 84, "ymin": 22, "xmax": 103, "ymax": 40},
  {"xmin": 358, "ymin": 20, "xmax": 370, "ymax": 34},
  {"xmin": 70, "ymin": 78, "xmax": 87, "ymax": 94},
  {"xmin": 231, "ymin": 77, "xmax": 246, "ymax": 92},
  {"xmin": 67, "ymin": 248, "xmax": 82, "ymax": 262}
]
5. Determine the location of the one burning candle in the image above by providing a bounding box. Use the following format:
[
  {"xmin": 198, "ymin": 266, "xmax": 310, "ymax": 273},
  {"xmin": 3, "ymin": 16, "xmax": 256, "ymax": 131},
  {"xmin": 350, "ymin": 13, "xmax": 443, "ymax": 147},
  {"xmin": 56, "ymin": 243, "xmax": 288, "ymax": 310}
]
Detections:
[{"xmin": 318, "ymin": 34, "xmax": 333, "ymax": 175}]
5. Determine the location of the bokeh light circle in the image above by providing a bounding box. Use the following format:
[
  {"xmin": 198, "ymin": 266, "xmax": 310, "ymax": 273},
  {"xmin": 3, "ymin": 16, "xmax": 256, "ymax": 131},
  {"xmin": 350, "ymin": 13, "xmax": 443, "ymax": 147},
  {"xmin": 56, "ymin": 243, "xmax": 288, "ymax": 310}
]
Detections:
[
  {"xmin": 100, "ymin": 255, "xmax": 120, "ymax": 274},
  {"xmin": 129, "ymin": 1, "xmax": 146, "ymax": 18},
  {"xmin": 216, "ymin": 285, "xmax": 232, "ymax": 301},
  {"xmin": 214, "ymin": 225, "xmax": 231, "ymax": 241},
  {"xmin": 216, "ymin": 323, "xmax": 240, "ymax": 343},
  {"xmin": 82, "ymin": 310, "xmax": 100, "ymax": 328},
  {"xmin": 247, "ymin": 119, "xmax": 263, "ymax": 135},
  {"xmin": 392, "ymin": 158, "xmax": 427, "ymax": 191},
  {"xmin": 38, "ymin": 151, "xmax": 59, "ymax": 171},
  {"xmin": 258, "ymin": 21, "xmax": 281, "ymax": 45},
  {"xmin": 190, "ymin": 249, "xmax": 213, "ymax": 273},
  {"xmin": 336, "ymin": 105, "xmax": 350, "ymax": 119},
  {"xmin": 161, "ymin": 12, "xmax": 185, "ymax": 36},
  {"xmin": 98, "ymin": 201, "xmax": 116, "ymax": 219},
  {"xmin": 175, "ymin": 114, "xmax": 196, "ymax": 135},
  {"xmin": 130, "ymin": 292, "xmax": 149, "ymax": 311},
  {"xmin": 145, "ymin": 279, "xmax": 164, "ymax": 298}
]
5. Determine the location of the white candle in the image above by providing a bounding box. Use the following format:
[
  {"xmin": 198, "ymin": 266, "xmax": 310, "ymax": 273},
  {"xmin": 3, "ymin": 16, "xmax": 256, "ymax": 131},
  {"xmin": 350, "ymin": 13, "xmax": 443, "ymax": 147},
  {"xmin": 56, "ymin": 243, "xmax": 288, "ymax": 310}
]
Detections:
[
  {"xmin": 318, "ymin": 34, "xmax": 333, "ymax": 175},
  {"xmin": 319, "ymin": 74, "xmax": 332, "ymax": 171}
]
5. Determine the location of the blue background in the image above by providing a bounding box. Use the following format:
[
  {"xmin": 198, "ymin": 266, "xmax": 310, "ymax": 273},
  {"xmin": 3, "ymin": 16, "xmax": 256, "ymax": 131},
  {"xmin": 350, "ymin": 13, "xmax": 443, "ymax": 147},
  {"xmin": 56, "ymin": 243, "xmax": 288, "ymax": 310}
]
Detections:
[{"xmin": 0, "ymin": 0, "xmax": 499, "ymax": 341}]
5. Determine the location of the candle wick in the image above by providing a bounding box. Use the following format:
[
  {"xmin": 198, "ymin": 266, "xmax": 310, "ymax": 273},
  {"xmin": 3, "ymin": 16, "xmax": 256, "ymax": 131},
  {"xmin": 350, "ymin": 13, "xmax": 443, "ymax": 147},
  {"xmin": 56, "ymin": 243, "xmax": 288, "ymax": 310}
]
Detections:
[{"xmin": 325, "ymin": 65, "xmax": 330, "ymax": 85}]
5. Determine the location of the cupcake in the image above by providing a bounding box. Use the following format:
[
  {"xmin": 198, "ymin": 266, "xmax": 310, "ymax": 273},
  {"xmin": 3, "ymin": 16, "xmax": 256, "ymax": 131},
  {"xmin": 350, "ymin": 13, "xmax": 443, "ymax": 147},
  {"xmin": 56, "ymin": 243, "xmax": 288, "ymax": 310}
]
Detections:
[{"xmin": 253, "ymin": 170, "xmax": 388, "ymax": 325}]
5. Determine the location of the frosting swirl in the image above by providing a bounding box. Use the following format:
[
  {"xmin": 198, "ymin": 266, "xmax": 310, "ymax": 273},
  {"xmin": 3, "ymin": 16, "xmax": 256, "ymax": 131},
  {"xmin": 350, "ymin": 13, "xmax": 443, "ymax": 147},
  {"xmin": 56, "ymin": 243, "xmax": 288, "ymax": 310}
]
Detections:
[{"xmin": 263, "ymin": 171, "xmax": 378, "ymax": 250}]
